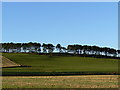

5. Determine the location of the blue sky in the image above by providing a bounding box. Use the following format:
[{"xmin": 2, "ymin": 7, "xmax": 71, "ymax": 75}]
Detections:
[{"xmin": 2, "ymin": 2, "xmax": 118, "ymax": 49}]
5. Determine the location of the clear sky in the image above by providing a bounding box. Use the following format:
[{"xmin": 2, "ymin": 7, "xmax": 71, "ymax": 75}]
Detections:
[{"xmin": 2, "ymin": 2, "xmax": 118, "ymax": 49}]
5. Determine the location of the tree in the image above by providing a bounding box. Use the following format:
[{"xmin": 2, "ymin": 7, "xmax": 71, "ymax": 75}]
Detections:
[
  {"xmin": 103, "ymin": 47, "xmax": 109, "ymax": 56},
  {"xmin": 47, "ymin": 44, "xmax": 55, "ymax": 53},
  {"xmin": 61, "ymin": 47, "xmax": 67, "ymax": 53},
  {"xmin": 1, "ymin": 42, "xmax": 119, "ymax": 58},
  {"xmin": 109, "ymin": 48, "xmax": 117, "ymax": 57},
  {"xmin": 42, "ymin": 43, "xmax": 47, "ymax": 53},
  {"xmin": 33, "ymin": 42, "xmax": 41, "ymax": 53},
  {"xmin": 67, "ymin": 45, "xmax": 75, "ymax": 54},
  {"xmin": 83, "ymin": 45, "xmax": 88, "ymax": 55},
  {"xmin": 22, "ymin": 43, "xmax": 27, "ymax": 53},
  {"xmin": 56, "ymin": 44, "xmax": 62, "ymax": 53},
  {"xmin": 117, "ymin": 50, "xmax": 120, "ymax": 57}
]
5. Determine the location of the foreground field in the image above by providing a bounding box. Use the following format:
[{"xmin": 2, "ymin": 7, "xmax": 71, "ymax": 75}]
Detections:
[
  {"xmin": 2, "ymin": 75, "xmax": 118, "ymax": 88},
  {"xmin": 2, "ymin": 53, "xmax": 118, "ymax": 75}
]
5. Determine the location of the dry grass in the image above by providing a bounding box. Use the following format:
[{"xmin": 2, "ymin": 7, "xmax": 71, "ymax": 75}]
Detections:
[
  {"xmin": 0, "ymin": 56, "xmax": 21, "ymax": 67},
  {"xmin": 2, "ymin": 75, "xmax": 119, "ymax": 88}
]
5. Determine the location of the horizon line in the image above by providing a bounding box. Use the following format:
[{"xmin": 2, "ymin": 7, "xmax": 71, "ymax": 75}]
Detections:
[{"xmin": 1, "ymin": 41, "xmax": 118, "ymax": 49}]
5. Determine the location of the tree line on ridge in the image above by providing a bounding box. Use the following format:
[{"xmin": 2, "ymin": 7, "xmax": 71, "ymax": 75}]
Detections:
[{"xmin": 0, "ymin": 42, "xmax": 120, "ymax": 57}]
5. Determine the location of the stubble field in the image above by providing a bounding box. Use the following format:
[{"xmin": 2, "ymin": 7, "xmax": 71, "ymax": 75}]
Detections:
[{"xmin": 2, "ymin": 75, "xmax": 118, "ymax": 88}]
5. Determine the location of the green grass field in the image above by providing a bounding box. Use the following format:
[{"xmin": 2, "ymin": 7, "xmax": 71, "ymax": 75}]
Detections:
[
  {"xmin": 2, "ymin": 53, "xmax": 119, "ymax": 75},
  {"xmin": 2, "ymin": 53, "xmax": 119, "ymax": 88}
]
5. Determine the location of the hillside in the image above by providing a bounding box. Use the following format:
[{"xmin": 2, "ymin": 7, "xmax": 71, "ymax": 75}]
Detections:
[
  {"xmin": 2, "ymin": 53, "xmax": 119, "ymax": 76},
  {"xmin": 0, "ymin": 56, "xmax": 21, "ymax": 68}
]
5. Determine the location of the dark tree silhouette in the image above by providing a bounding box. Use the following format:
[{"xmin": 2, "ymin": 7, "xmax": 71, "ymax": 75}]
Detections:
[
  {"xmin": 0, "ymin": 42, "xmax": 119, "ymax": 58},
  {"xmin": 42, "ymin": 43, "xmax": 47, "ymax": 53},
  {"xmin": 56, "ymin": 44, "xmax": 62, "ymax": 53}
]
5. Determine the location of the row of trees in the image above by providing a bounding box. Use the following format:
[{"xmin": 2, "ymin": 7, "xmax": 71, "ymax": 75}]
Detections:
[
  {"xmin": 0, "ymin": 42, "xmax": 120, "ymax": 57},
  {"xmin": 1, "ymin": 42, "xmax": 41, "ymax": 53},
  {"xmin": 67, "ymin": 45, "xmax": 120, "ymax": 57}
]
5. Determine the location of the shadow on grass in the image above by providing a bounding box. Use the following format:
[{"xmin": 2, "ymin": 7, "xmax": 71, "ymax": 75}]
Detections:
[
  {"xmin": 2, "ymin": 71, "xmax": 119, "ymax": 76},
  {"xmin": 2, "ymin": 65, "xmax": 31, "ymax": 68}
]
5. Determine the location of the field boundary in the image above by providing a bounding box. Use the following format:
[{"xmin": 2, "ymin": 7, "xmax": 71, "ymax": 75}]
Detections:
[{"xmin": 2, "ymin": 71, "xmax": 119, "ymax": 76}]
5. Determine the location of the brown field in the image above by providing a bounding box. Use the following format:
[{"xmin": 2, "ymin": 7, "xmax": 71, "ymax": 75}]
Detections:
[
  {"xmin": 2, "ymin": 75, "xmax": 119, "ymax": 88},
  {"xmin": 0, "ymin": 56, "xmax": 21, "ymax": 67}
]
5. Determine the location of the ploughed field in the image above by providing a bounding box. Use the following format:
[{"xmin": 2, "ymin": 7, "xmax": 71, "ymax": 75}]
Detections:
[{"xmin": 2, "ymin": 53, "xmax": 119, "ymax": 75}]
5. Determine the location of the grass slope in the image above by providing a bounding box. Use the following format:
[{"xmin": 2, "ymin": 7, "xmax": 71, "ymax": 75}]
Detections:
[
  {"xmin": 2, "ymin": 53, "xmax": 119, "ymax": 75},
  {"xmin": 1, "ymin": 56, "xmax": 21, "ymax": 67}
]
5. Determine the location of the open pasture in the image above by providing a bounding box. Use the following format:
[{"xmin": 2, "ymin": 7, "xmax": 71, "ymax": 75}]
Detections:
[{"xmin": 2, "ymin": 53, "xmax": 118, "ymax": 75}]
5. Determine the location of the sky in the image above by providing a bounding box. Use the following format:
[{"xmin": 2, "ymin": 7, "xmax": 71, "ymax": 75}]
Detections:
[{"xmin": 2, "ymin": 2, "xmax": 118, "ymax": 49}]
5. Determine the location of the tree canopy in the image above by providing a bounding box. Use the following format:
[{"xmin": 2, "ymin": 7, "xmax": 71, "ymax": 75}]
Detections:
[{"xmin": 0, "ymin": 42, "xmax": 120, "ymax": 57}]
